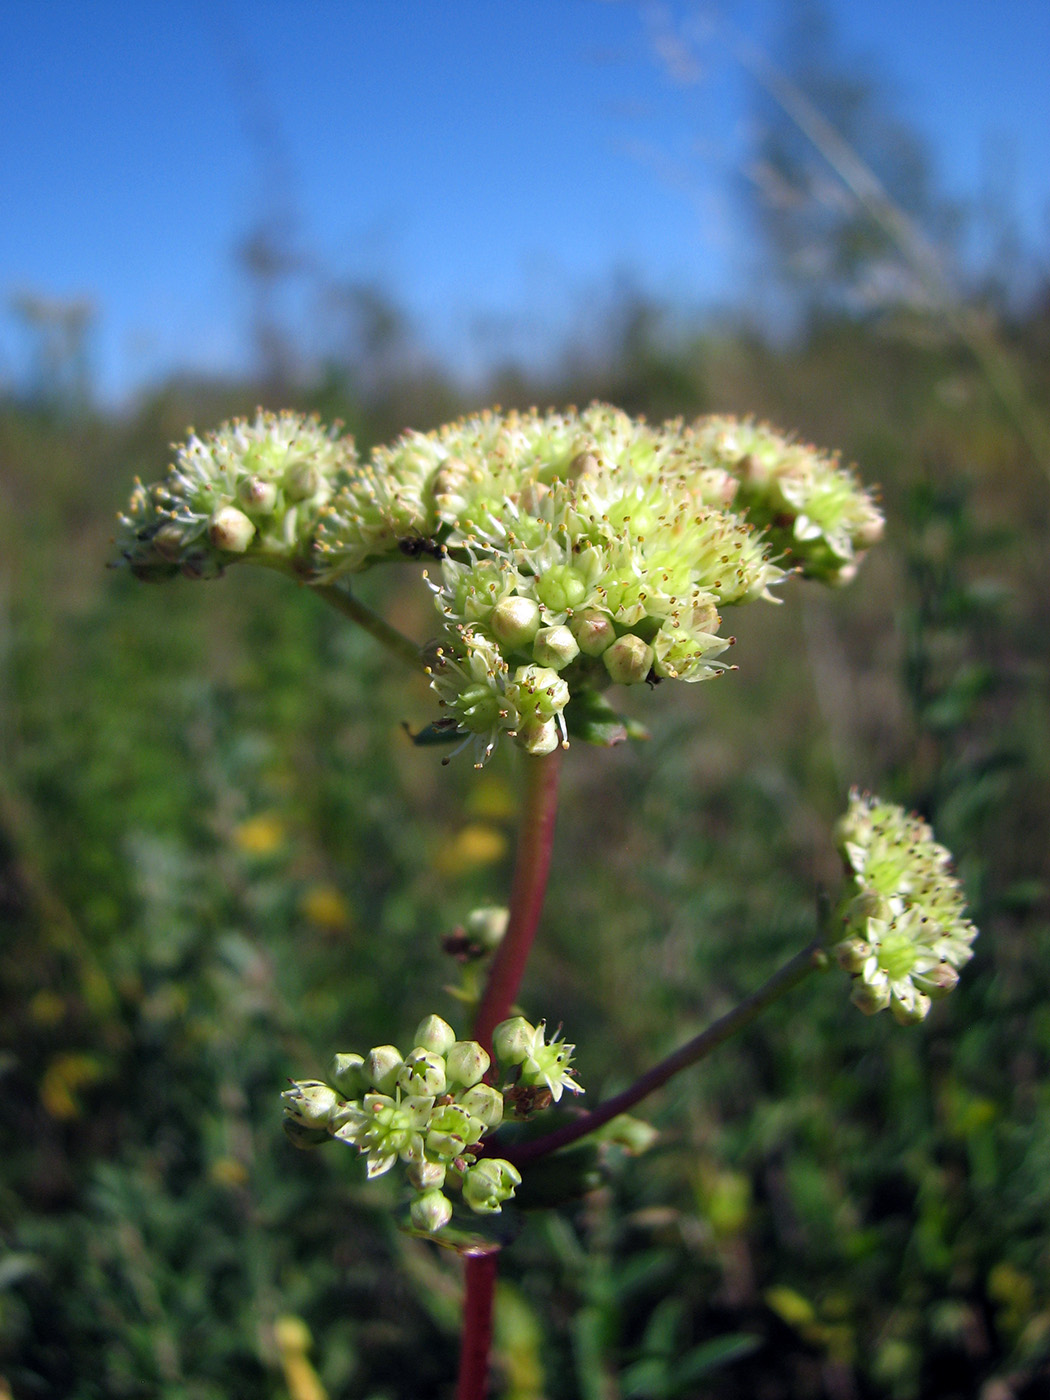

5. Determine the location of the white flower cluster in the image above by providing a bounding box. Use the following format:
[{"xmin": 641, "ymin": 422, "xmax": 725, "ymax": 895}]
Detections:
[
  {"xmin": 116, "ymin": 404, "xmax": 883, "ymax": 762},
  {"xmin": 832, "ymin": 790, "xmax": 978, "ymax": 1023},
  {"xmin": 281, "ymin": 1013, "xmax": 580, "ymax": 1234}
]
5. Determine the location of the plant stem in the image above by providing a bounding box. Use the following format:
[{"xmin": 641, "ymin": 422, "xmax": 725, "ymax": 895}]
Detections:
[
  {"xmin": 506, "ymin": 939, "xmax": 828, "ymax": 1167},
  {"xmin": 311, "ymin": 583, "xmax": 423, "ymax": 671},
  {"xmin": 472, "ymin": 748, "xmax": 564, "ymax": 1055},
  {"xmin": 456, "ymin": 1252, "xmax": 499, "ymax": 1400},
  {"xmin": 455, "ymin": 749, "xmax": 563, "ymax": 1400}
]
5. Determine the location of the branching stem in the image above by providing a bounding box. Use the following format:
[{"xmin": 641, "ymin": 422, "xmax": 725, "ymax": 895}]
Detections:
[
  {"xmin": 311, "ymin": 583, "xmax": 424, "ymax": 671},
  {"xmin": 505, "ymin": 939, "xmax": 828, "ymax": 1167}
]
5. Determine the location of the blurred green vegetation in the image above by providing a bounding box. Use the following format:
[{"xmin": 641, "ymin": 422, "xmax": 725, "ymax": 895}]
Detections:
[{"xmin": 2, "ymin": 277, "xmax": 1050, "ymax": 1400}]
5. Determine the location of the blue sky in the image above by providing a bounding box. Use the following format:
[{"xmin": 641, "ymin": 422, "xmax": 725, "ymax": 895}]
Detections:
[{"xmin": 2, "ymin": 0, "xmax": 1047, "ymax": 404}]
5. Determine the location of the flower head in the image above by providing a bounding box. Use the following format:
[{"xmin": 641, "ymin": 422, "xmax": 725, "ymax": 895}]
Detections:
[
  {"xmin": 831, "ymin": 790, "xmax": 977, "ymax": 1024},
  {"xmin": 115, "ymin": 411, "xmax": 356, "ymax": 580}
]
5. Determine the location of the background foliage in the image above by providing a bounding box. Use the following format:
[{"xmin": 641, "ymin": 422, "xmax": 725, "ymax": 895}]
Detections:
[{"xmin": 2, "ymin": 22, "xmax": 1050, "ymax": 1396}]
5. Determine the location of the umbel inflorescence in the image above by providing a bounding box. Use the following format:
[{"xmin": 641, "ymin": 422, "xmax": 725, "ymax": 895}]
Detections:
[
  {"xmin": 832, "ymin": 790, "xmax": 978, "ymax": 1023},
  {"xmin": 282, "ymin": 1014, "xmax": 580, "ymax": 1233},
  {"xmin": 115, "ymin": 404, "xmax": 883, "ymax": 764}
]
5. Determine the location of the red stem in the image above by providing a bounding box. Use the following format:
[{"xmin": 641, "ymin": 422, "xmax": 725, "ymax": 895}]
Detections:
[
  {"xmin": 455, "ymin": 749, "xmax": 563, "ymax": 1400},
  {"xmin": 504, "ymin": 940, "xmax": 827, "ymax": 1167},
  {"xmin": 456, "ymin": 1252, "xmax": 499, "ymax": 1400},
  {"xmin": 472, "ymin": 749, "xmax": 563, "ymax": 1054}
]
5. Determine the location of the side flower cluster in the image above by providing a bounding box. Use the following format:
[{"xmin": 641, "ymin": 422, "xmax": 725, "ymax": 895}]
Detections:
[
  {"xmin": 115, "ymin": 411, "xmax": 356, "ymax": 581},
  {"xmin": 831, "ymin": 790, "xmax": 978, "ymax": 1024},
  {"xmin": 281, "ymin": 1013, "xmax": 581, "ymax": 1234},
  {"xmin": 115, "ymin": 403, "xmax": 882, "ymax": 762}
]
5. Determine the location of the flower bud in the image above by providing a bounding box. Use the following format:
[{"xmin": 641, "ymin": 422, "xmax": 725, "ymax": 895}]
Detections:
[
  {"xmin": 536, "ymin": 564, "xmax": 588, "ymax": 614},
  {"xmin": 570, "ymin": 609, "xmax": 616, "ymax": 656},
  {"xmin": 462, "ymin": 1158, "xmax": 522, "ymax": 1214},
  {"xmin": 398, "ymin": 1049, "xmax": 448, "ymax": 1098},
  {"xmin": 493, "ymin": 1017, "xmax": 536, "ymax": 1066},
  {"xmin": 833, "ymin": 936, "xmax": 872, "ymax": 974},
  {"xmin": 328, "ymin": 1052, "xmax": 367, "ymax": 1097},
  {"xmin": 427, "ymin": 1102, "xmax": 478, "ymax": 1157},
  {"xmin": 365, "ymin": 1045, "xmax": 404, "ymax": 1094},
  {"xmin": 151, "ymin": 520, "xmax": 188, "ymax": 560},
  {"xmin": 914, "ymin": 962, "xmax": 960, "ymax": 999},
  {"xmin": 457, "ymin": 1083, "xmax": 504, "ymax": 1131},
  {"xmin": 238, "ymin": 475, "xmax": 278, "ymax": 514},
  {"xmin": 445, "ymin": 1040, "xmax": 490, "ymax": 1089},
  {"xmin": 413, "ymin": 1014, "xmax": 457, "ymax": 1056},
  {"xmin": 603, "ymin": 634, "xmax": 654, "ymax": 685},
  {"xmin": 209, "ymin": 505, "xmax": 256, "ymax": 553},
  {"xmin": 283, "ymin": 1117, "xmax": 332, "ymax": 1150},
  {"xmin": 410, "ymin": 1188, "xmax": 453, "ymax": 1233},
  {"xmin": 850, "ymin": 979, "xmax": 892, "ymax": 1016},
  {"xmin": 464, "ymin": 906, "xmax": 509, "ymax": 952},
  {"xmin": 517, "ymin": 717, "xmax": 560, "ymax": 756},
  {"xmin": 281, "ymin": 1080, "xmax": 340, "ymax": 1128},
  {"xmin": 406, "ymin": 1158, "xmax": 448, "ymax": 1191},
  {"xmin": 533, "ymin": 625, "xmax": 580, "ymax": 671},
  {"xmin": 283, "ymin": 460, "xmax": 323, "ymax": 501},
  {"xmin": 490, "ymin": 595, "xmax": 541, "ymax": 650},
  {"xmin": 567, "ymin": 450, "xmax": 600, "ymax": 480}
]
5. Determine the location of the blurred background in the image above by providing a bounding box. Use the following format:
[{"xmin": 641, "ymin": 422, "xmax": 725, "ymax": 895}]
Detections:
[{"xmin": 2, "ymin": 2, "xmax": 1049, "ymax": 1397}]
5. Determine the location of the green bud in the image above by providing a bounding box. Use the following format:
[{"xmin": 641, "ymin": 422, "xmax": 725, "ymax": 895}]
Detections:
[
  {"xmin": 398, "ymin": 1049, "xmax": 448, "ymax": 1097},
  {"xmin": 283, "ymin": 460, "xmax": 323, "ymax": 501},
  {"xmin": 283, "ymin": 1117, "xmax": 332, "ymax": 1150},
  {"xmin": 517, "ymin": 717, "xmax": 561, "ymax": 756},
  {"xmin": 410, "ymin": 1188, "xmax": 453, "ymax": 1233},
  {"xmin": 490, "ymin": 596, "xmax": 541, "ymax": 649},
  {"xmin": 533, "ymin": 625, "xmax": 580, "ymax": 671},
  {"xmin": 536, "ymin": 564, "xmax": 588, "ymax": 614},
  {"xmin": 464, "ymin": 906, "xmax": 509, "ymax": 952},
  {"xmin": 913, "ymin": 962, "xmax": 960, "ymax": 999},
  {"xmin": 570, "ymin": 608, "xmax": 616, "ymax": 656},
  {"xmin": 209, "ymin": 505, "xmax": 256, "ymax": 553},
  {"xmin": 445, "ymin": 1040, "xmax": 490, "ymax": 1089},
  {"xmin": 328, "ymin": 1052, "xmax": 367, "ymax": 1097},
  {"xmin": 365, "ymin": 1045, "xmax": 404, "ymax": 1094},
  {"xmin": 281, "ymin": 1080, "xmax": 340, "ymax": 1128},
  {"xmin": 151, "ymin": 520, "xmax": 189, "ymax": 561},
  {"xmin": 833, "ymin": 936, "xmax": 872, "ymax": 974},
  {"xmin": 603, "ymin": 633, "xmax": 654, "ymax": 685},
  {"xmin": 413, "ymin": 1014, "xmax": 457, "ymax": 1056},
  {"xmin": 406, "ymin": 1158, "xmax": 447, "ymax": 1191},
  {"xmin": 238, "ymin": 475, "xmax": 279, "ymax": 513},
  {"xmin": 457, "ymin": 1083, "xmax": 504, "ymax": 1131},
  {"xmin": 492, "ymin": 1017, "xmax": 536, "ymax": 1066},
  {"xmin": 427, "ymin": 1102, "xmax": 480, "ymax": 1157},
  {"xmin": 462, "ymin": 1157, "xmax": 522, "ymax": 1215},
  {"xmin": 851, "ymin": 979, "xmax": 892, "ymax": 1016}
]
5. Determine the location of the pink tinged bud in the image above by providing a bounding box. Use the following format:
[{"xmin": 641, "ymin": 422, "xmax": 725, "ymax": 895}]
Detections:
[
  {"xmin": 603, "ymin": 634, "xmax": 654, "ymax": 685},
  {"xmin": 567, "ymin": 450, "xmax": 600, "ymax": 480},
  {"xmin": 365, "ymin": 1045, "xmax": 404, "ymax": 1094},
  {"xmin": 238, "ymin": 475, "xmax": 278, "ymax": 513},
  {"xmin": 571, "ymin": 608, "xmax": 616, "ymax": 656},
  {"xmin": 412, "ymin": 1014, "xmax": 457, "ymax": 1056},
  {"xmin": 445, "ymin": 1040, "xmax": 490, "ymax": 1089},
  {"xmin": 533, "ymin": 625, "xmax": 580, "ymax": 671},
  {"xmin": 406, "ymin": 1158, "xmax": 447, "ymax": 1191},
  {"xmin": 914, "ymin": 962, "xmax": 960, "ymax": 999},
  {"xmin": 410, "ymin": 1189, "xmax": 453, "ymax": 1233},
  {"xmin": 209, "ymin": 505, "xmax": 256, "ymax": 553},
  {"xmin": 152, "ymin": 521, "xmax": 187, "ymax": 560},
  {"xmin": 490, "ymin": 596, "xmax": 541, "ymax": 649},
  {"xmin": 492, "ymin": 1017, "xmax": 536, "ymax": 1066},
  {"xmin": 518, "ymin": 717, "xmax": 560, "ymax": 756}
]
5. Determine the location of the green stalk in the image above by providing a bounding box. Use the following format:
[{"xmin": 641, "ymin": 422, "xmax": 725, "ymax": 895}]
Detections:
[{"xmin": 311, "ymin": 582, "xmax": 424, "ymax": 671}]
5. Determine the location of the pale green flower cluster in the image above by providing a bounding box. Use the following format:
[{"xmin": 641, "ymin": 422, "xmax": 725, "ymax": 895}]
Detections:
[
  {"xmin": 691, "ymin": 417, "xmax": 884, "ymax": 584},
  {"xmin": 832, "ymin": 790, "xmax": 977, "ymax": 1024},
  {"xmin": 281, "ymin": 1013, "xmax": 580, "ymax": 1233},
  {"xmin": 115, "ymin": 410, "xmax": 356, "ymax": 581},
  {"xmin": 115, "ymin": 403, "xmax": 882, "ymax": 762}
]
